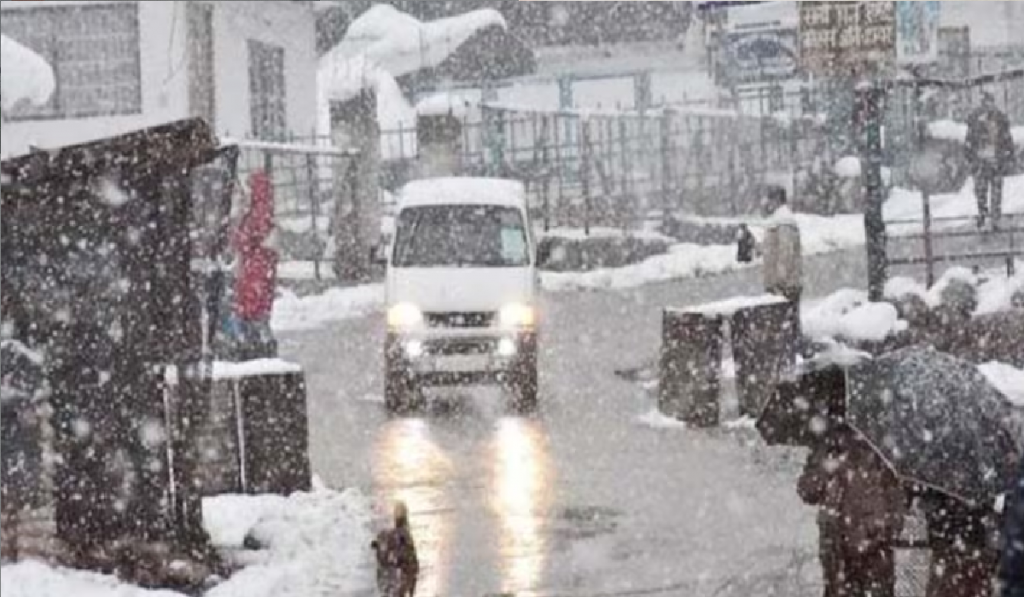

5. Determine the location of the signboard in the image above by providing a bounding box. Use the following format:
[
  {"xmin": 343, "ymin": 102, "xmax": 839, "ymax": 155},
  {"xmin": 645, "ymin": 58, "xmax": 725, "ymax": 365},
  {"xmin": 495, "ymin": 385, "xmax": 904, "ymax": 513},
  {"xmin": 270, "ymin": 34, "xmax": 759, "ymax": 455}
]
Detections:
[
  {"xmin": 896, "ymin": 1, "xmax": 940, "ymax": 65},
  {"xmin": 724, "ymin": 26, "xmax": 799, "ymax": 84},
  {"xmin": 799, "ymin": 1, "xmax": 896, "ymax": 76}
]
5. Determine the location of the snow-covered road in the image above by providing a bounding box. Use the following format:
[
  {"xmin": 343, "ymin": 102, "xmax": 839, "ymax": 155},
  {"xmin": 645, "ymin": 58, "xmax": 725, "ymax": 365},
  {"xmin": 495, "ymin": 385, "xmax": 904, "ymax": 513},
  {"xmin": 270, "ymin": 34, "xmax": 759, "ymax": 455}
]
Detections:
[{"xmin": 279, "ymin": 247, "xmax": 874, "ymax": 596}]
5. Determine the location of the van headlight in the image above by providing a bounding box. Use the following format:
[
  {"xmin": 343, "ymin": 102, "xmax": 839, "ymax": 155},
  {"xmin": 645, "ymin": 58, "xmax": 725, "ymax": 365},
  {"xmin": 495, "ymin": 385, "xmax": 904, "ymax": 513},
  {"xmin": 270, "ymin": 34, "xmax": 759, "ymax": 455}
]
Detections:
[
  {"xmin": 499, "ymin": 303, "xmax": 535, "ymax": 329},
  {"xmin": 387, "ymin": 303, "xmax": 423, "ymax": 329}
]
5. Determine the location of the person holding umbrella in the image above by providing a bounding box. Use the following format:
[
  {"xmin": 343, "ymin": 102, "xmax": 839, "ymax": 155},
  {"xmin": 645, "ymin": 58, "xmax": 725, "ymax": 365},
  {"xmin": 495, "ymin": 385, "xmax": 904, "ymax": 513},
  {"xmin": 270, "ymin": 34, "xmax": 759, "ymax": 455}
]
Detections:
[
  {"xmin": 1001, "ymin": 458, "xmax": 1024, "ymax": 597},
  {"xmin": 797, "ymin": 425, "xmax": 907, "ymax": 597},
  {"xmin": 921, "ymin": 490, "xmax": 998, "ymax": 597}
]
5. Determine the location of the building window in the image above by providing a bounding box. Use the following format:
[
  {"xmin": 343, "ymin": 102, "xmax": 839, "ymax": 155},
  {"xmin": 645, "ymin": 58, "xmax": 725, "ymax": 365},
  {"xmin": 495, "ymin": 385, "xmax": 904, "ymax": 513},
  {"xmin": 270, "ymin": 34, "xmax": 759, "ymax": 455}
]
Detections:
[
  {"xmin": 248, "ymin": 40, "xmax": 286, "ymax": 140},
  {"xmin": 1, "ymin": 3, "xmax": 142, "ymax": 120}
]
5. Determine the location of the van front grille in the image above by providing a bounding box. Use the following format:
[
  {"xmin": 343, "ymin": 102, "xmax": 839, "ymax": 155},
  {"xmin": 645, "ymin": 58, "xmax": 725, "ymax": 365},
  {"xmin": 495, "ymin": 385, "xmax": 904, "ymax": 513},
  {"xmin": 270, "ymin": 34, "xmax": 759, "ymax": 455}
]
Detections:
[{"xmin": 424, "ymin": 312, "xmax": 496, "ymax": 329}]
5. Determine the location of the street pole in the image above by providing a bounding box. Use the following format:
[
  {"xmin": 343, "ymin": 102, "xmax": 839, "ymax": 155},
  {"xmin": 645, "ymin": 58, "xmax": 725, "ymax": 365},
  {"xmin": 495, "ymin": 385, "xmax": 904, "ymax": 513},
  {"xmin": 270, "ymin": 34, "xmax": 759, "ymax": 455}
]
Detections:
[{"xmin": 856, "ymin": 81, "xmax": 888, "ymax": 301}]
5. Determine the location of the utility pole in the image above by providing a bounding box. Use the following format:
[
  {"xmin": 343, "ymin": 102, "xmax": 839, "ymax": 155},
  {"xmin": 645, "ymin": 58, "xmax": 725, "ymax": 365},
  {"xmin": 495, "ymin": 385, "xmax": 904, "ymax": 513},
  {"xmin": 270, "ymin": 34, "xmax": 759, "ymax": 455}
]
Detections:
[{"xmin": 855, "ymin": 80, "xmax": 888, "ymax": 301}]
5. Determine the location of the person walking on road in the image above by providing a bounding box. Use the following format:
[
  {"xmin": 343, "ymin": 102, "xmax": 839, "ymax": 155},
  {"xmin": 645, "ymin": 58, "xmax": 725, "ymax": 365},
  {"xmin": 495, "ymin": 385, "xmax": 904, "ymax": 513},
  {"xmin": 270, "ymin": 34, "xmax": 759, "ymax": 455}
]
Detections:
[
  {"xmin": 922, "ymin": 491, "xmax": 998, "ymax": 597},
  {"xmin": 1001, "ymin": 459, "xmax": 1024, "ymax": 597},
  {"xmin": 797, "ymin": 426, "xmax": 907, "ymax": 597},
  {"xmin": 965, "ymin": 91, "xmax": 1015, "ymax": 231},
  {"xmin": 371, "ymin": 501, "xmax": 419, "ymax": 597}
]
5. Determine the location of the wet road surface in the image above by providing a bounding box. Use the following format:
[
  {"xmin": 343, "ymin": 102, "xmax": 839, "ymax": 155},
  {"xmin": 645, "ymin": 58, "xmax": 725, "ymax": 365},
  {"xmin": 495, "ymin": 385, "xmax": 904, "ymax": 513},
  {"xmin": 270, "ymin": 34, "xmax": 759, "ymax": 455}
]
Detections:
[{"xmin": 281, "ymin": 249, "xmax": 875, "ymax": 596}]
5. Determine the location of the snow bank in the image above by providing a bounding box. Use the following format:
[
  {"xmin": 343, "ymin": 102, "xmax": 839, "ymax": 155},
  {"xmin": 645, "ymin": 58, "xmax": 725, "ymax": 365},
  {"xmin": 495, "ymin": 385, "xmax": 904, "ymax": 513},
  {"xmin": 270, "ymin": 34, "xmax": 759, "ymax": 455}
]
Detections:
[
  {"xmin": 834, "ymin": 156, "xmax": 862, "ymax": 178},
  {"xmin": 978, "ymin": 361, "xmax": 1024, "ymax": 407},
  {"xmin": 635, "ymin": 409, "xmax": 687, "ymax": 430},
  {"xmin": 802, "ymin": 289, "xmax": 908, "ymax": 342},
  {"xmin": 1014, "ymin": 126, "xmax": 1024, "ymax": 146},
  {"xmin": 976, "ymin": 272, "xmax": 1024, "ymax": 315},
  {"xmin": 204, "ymin": 488, "xmax": 374, "ymax": 597},
  {"xmin": 927, "ymin": 119, "xmax": 968, "ymax": 142},
  {"xmin": 677, "ymin": 294, "xmax": 787, "ymax": 317},
  {"xmin": 543, "ymin": 226, "xmax": 673, "ymax": 243},
  {"xmin": 163, "ymin": 360, "xmax": 302, "ymax": 385},
  {"xmin": 272, "ymin": 285, "xmax": 384, "ymax": 332},
  {"xmin": 0, "ymin": 34, "xmax": 55, "ymax": 112},
  {"xmin": 0, "ymin": 561, "xmax": 180, "ymax": 597},
  {"xmin": 886, "ymin": 174, "xmax": 1024, "ymax": 228}
]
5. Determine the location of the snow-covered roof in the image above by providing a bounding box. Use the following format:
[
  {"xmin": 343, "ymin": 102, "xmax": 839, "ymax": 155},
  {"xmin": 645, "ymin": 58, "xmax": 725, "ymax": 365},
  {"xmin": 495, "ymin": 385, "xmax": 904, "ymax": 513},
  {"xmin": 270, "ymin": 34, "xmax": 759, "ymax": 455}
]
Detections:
[
  {"xmin": 316, "ymin": 4, "xmax": 505, "ymax": 135},
  {"xmin": 1, "ymin": 34, "xmax": 55, "ymax": 112},
  {"xmin": 397, "ymin": 177, "xmax": 526, "ymax": 210}
]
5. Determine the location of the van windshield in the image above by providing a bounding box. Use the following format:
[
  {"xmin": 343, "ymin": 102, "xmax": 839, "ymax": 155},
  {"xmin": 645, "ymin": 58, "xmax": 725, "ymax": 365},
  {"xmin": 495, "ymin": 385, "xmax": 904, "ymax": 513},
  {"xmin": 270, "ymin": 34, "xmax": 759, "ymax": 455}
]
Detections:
[{"xmin": 392, "ymin": 205, "xmax": 530, "ymax": 268}]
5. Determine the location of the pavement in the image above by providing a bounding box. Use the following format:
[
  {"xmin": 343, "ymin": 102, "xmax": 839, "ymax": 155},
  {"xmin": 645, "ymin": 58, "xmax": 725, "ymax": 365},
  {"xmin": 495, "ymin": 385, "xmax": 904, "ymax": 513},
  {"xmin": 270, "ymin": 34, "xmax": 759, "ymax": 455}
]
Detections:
[{"xmin": 279, "ymin": 248, "xmax": 874, "ymax": 596}]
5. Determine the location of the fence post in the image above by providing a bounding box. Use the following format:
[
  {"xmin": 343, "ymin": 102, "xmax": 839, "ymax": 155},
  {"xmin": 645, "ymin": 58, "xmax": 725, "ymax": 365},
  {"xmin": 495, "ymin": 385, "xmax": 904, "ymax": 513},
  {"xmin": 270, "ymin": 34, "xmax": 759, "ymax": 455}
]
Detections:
[
  {"xmin": 619, "ymin": 117, "xmax": 630, "ymax": 231},
  {"xmin": 660, "ymin": 109, "xmax": 673, "ymax": 228},
  {"xmin": 922, "ymin": 190, "xmax": 935, "ymax": 287},
  {"xmin": 581, "ymin": 119, "xmax": 592, "ymax": 235},
  {"xmin": 305, "ymin": 152, "xmax": 321, "ymax": 281},
  {"xmin": 554, "ymin": 112, "xmax": 564, "ymax": 227}
]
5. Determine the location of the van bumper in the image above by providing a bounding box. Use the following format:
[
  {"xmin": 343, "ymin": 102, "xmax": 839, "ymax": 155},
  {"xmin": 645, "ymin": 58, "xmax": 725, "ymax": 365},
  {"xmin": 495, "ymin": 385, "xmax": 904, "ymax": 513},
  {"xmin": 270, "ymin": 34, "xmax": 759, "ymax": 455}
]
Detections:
[{"xmin": 385, "ymin": 331, "xmax": 537, "ymax": 386}]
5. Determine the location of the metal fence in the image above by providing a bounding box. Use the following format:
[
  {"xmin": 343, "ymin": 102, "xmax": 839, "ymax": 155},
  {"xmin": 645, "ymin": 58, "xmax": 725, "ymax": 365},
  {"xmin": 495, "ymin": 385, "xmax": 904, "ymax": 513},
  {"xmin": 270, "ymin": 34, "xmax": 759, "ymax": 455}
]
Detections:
[{"xmin": 379, "ymin": 105, "xmax": 835, "ymax": 231}]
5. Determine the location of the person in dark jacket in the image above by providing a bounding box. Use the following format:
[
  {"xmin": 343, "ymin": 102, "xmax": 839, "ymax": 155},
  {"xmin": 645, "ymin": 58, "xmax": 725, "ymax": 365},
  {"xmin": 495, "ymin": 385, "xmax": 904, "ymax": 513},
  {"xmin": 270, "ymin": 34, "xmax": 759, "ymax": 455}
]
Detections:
[
  {"xmin": 965, "ymin": 91, "xmax": 1015, "ymax": 230},
  {"xmin": 371, "ymin": 501, "xmax": 419, "ymax": 597},
  {"xmin": 922, "ymin": 491, "xmax": 998, "ymax": 597},
  {"xmin": 1001, "ymin": 459, "xmax": 1024, "ymax": 597},
  {"xmin": 797, "ymin": 426, "xmax": 906, "ymax": 597},
  {"xmin": 736, "ymin": 223, "xmax": 756, "ymax": 263}
]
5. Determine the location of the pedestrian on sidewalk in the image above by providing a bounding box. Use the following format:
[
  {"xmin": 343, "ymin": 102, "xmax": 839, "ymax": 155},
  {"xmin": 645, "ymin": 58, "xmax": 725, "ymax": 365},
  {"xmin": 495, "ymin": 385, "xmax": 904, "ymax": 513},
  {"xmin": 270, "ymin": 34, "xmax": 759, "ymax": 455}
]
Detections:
[
  {"xmin": 371, "ymin": 501, "xmax": 419, "ymax": 597},
  {"xmin": 922, "ymin": 490, "xmax": 998, "ymax": 597},
  {"xmin": 232, "ymin": 171, "xmax": 279, "ymax": 360},
  {"xmin": 736, "ymin": 223, "xmax": 756, "ymax": 263},
  {"xmin": 797, "ymin": 426, "xmax": 906, "ymax": 597},
  {"xmin": 965, "ymin": 91, "xmax": 1015, "ymax": 231},
  {"xmin": 1000, "ymin": 459, "xmax": 1024, "ymax": 597}
]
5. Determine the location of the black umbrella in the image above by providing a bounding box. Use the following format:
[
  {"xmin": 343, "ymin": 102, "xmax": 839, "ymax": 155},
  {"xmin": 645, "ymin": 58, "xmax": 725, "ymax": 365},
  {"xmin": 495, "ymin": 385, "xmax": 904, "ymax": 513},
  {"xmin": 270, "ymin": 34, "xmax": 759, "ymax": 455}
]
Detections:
[{"xmin": 847, "ymin": 346, "xmax": 1023, "ymax": 504}]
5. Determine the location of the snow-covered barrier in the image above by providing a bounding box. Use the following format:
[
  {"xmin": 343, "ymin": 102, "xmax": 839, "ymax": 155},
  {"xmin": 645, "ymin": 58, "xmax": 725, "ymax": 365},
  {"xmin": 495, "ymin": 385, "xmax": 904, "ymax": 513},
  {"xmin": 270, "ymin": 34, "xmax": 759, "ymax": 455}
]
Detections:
[
  {"xmin": 165, "ymin": 360, "xmax": 311, "ymax": 496},
  {"xmin": 660, "ymin": 295, "xmax": 799, "ymax": 427}
]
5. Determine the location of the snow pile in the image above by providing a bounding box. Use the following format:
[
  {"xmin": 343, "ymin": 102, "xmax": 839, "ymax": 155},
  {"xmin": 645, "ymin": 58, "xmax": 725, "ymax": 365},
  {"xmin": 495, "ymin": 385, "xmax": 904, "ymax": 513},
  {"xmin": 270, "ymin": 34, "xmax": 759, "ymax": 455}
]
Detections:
[
  {"xmin": 884, "ymin": 173, "xmax": 1024, "ymax": 228},
  {"xmin": 543, "ymin": 226, "xmax": 673, "ymax": 244},
  {"xmin": 802, "ymin": 289, "xmax": 908, "ymax": 342},
  {"xmin": 204, "ymin": 488, "xmax": 374, "ymax": 597},
  {"xmin": 978, "ymin": 361, "xmax": 1024, "ymax": 408},
  {"xmin": 0, "ymin": 562, "xmax": 180, "ymax": 597},
  {"xmin": 1014, "ymin": 126, "xmax": 1024, "ymax": 146},
  {"xmin": 927, "ymin": 119, "xmax": 969, "ymax": 142},
  {"xmin": 678, "ymin": 294, "xmax": 787, "ymax": 317},
  {"xmin": 976, "ymin": 272, "xmax": 1024, "ymax": 315},
  {"xmin": 635, "ymin": 408, "xmax": 687, "ymax": 430},
  {"xmin": 272, "ymin": 285, "xmax": 384, "ymax": 332},
  {"xmin": 0, "ymin": 34, "xmax": 55, "ymax": 112},
  {"xmin": 542, "ymin": 212, "xmax": 866, "ymax": 292},
  {"xmin": 834, "ymin": 156, "xmax": 862, "ymax": 178}
]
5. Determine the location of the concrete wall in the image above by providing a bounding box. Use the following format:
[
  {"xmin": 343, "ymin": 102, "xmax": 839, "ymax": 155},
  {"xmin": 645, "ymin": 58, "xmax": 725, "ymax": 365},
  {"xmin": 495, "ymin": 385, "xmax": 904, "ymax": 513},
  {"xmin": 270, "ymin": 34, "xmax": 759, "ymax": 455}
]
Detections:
[
  {"xmin": 210, "ymin": 1, "xmax": 318, "ymax": 139},
  {"xmin": 0, "ymin": 0, "xmax": 318, "ymax": 157},
  {"xmin": 0, "ymin": 1, "xmax": 189, "ymax": 158}
]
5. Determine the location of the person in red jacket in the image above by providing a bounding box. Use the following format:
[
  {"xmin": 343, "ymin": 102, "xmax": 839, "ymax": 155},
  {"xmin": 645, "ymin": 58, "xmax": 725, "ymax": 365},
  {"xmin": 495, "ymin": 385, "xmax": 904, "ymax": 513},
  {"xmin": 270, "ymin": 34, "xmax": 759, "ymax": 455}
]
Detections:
[{"xmin": 232, "ymin": 171, "xmax": 278, "ymax": 359}]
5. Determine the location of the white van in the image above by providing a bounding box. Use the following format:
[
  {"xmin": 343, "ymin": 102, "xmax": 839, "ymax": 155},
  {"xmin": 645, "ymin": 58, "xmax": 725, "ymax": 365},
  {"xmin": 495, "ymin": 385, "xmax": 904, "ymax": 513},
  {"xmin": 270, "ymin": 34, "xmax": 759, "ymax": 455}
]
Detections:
[{"xmin": 383, "ymin": 178, "xmax": 539, "ymax": 412}]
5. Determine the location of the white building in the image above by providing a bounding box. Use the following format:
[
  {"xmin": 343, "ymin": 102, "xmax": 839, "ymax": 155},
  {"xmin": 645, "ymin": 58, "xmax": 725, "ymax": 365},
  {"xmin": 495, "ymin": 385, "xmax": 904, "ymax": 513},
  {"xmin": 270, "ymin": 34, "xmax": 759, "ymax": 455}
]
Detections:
[{"xmin": 0, "ymin": 0, "xmax": 318, "ymax": 158}]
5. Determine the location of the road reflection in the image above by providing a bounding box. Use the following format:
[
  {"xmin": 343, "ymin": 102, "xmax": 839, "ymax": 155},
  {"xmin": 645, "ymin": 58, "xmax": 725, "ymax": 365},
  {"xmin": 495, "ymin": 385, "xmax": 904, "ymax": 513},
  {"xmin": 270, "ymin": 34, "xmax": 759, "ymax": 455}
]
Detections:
[
  {"xmin": 373, "ymin": 418, "xmax": 453, "ymax": 597},
  {"xmin": 492, "ymin": 418, "xmax": 553, "ymax": 596},
  {"xmin": 372, "ymin": 415, "xmax": 554, "ymax": 596}
]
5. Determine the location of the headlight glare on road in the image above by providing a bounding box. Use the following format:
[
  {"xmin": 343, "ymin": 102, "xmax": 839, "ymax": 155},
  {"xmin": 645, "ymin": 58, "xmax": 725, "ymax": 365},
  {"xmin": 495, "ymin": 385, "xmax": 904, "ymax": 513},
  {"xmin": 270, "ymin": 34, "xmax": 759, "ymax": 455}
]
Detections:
[
  {"xmin": 387, "ymin": 303, "xmax": 423, "ymax": 329},
  {"xmin": 499, "ymin": 303, "xmax": 535, "ymax": 329}
]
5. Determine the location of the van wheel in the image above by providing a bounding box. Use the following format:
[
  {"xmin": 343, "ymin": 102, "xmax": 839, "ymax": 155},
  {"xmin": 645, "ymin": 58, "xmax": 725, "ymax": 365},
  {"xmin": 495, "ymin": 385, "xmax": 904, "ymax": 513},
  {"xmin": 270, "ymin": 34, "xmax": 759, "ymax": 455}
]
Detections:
[
  {"xmin": 511, "ymin": 350, "xmax": 538, "ymax": 413},
  {"xmin": 384, "ymin": 366, "xmax": 416, "ymax": 414}
]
